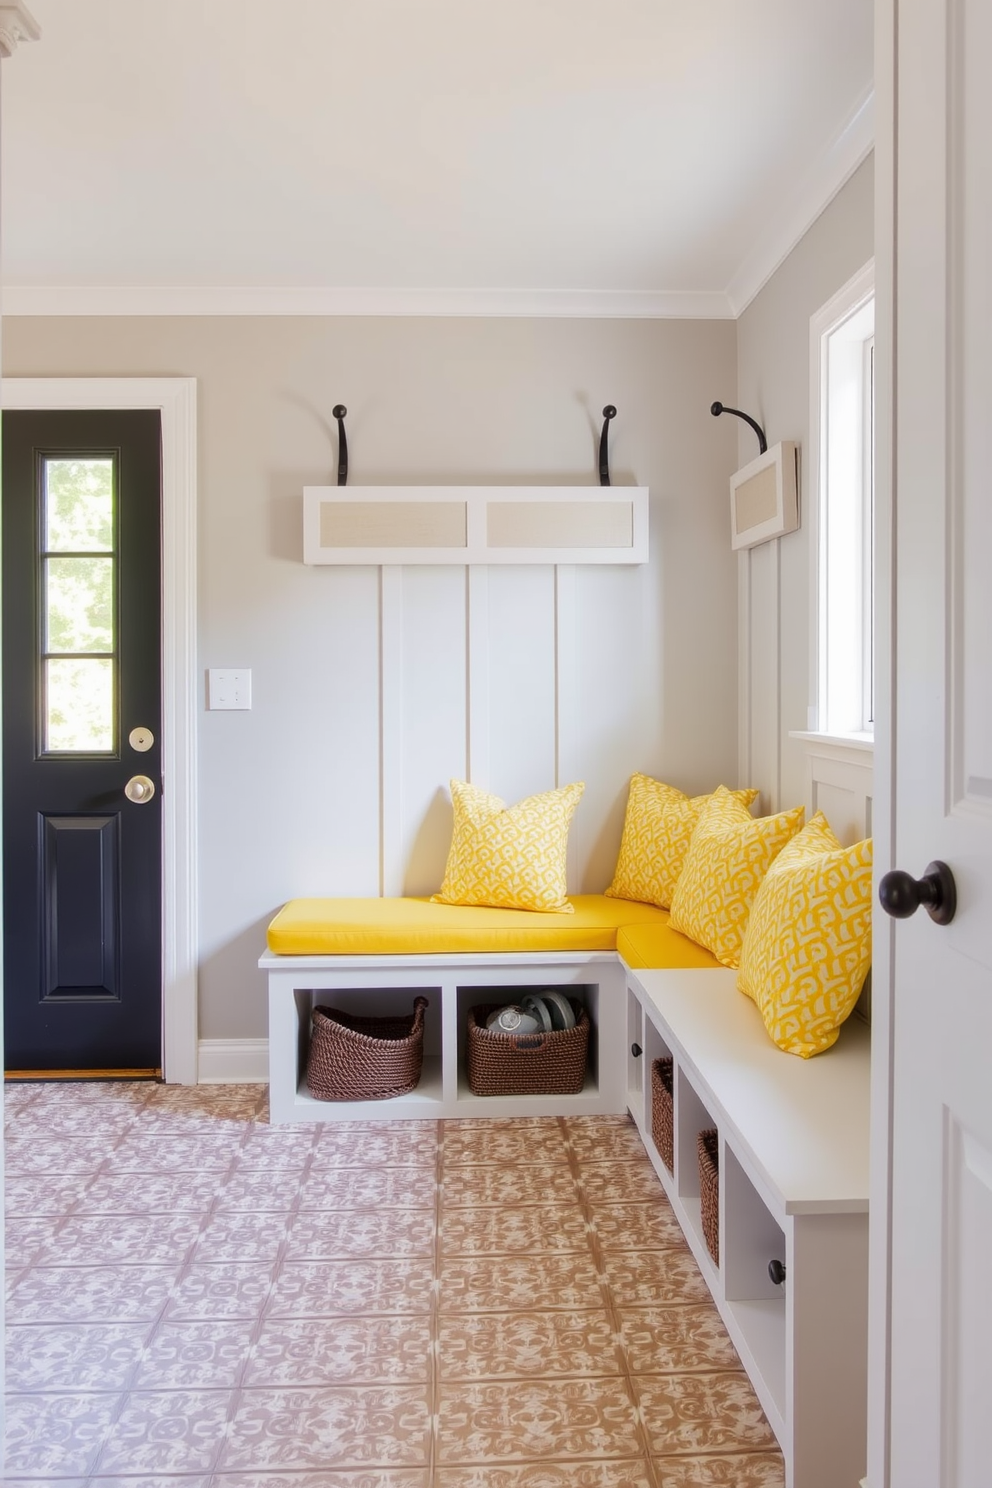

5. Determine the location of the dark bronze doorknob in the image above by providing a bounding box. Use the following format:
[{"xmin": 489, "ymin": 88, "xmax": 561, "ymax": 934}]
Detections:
[{"xmin": 878, "ymin": 860, "xmax": 956, "ymax": 925}]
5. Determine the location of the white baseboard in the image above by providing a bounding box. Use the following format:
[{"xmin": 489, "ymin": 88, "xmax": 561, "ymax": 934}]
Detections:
[{"xmin": 197, "ymin": 1038, "xmax": 269, "ymax": 1084}]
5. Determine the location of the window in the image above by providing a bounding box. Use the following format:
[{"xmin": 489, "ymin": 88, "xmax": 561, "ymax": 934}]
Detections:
[
  {"xmin": 39, "ymin": 454, "xmax": 118, "ymax": 753},
  {"xmin": 810, "ymin": 264, "xmax": 875, "ymax": 738}
]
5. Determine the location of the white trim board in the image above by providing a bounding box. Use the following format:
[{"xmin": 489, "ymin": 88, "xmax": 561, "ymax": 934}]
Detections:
[
  {"xmin": 0, "ymin": 285, "xmax": 735, "ymax": 320},
  {"xmin": 1, "ymin": 377, "xmax": 199, "ymax": 1084},
  {"xmin": 198, "ymin": 1039, "xmax": 269, "ymax": 1085}
]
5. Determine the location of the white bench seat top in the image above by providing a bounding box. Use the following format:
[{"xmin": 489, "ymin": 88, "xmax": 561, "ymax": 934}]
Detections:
[{"xmin": 630, "ymin": 966, "xmax": 871, "ymax": 1216}]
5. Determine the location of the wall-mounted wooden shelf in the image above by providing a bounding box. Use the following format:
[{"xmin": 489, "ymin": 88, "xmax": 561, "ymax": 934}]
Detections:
[{"xmin": 303, "ymin": 485, "xmax": 649, "ymax": 565}]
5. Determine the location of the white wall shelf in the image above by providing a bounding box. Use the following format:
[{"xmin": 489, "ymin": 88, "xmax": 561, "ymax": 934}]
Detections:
[{"xmin": 303, "ymin": 485, "xmax": 649, "ymax": 565}]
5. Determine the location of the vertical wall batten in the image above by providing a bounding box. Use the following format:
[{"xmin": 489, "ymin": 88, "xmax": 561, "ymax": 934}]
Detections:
[
  {"xmin": 378, "ymin": 565, "xmax": 404, "ymax": 898},
  {"xmin": 467, "ymin": 565, "xmax": 490, "ymax": 792}
]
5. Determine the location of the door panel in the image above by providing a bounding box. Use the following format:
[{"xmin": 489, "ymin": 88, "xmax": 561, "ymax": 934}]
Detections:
[
  {"xmin": 2, "ymin": 409, "xmax": 163, "ymax": 1071},
  {"xmin": 883, "ymin": 0, "xmax": 992, "ymax": 1480}
]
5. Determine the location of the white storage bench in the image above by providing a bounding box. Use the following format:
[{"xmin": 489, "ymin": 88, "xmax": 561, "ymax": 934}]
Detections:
[
  {"xmin": 625, "ymin": 964, "xmax": 871, "ymax": 1488},
  {"xmin": 260, "ymin": 947, "xmax": 628, "ymax": 1125}
]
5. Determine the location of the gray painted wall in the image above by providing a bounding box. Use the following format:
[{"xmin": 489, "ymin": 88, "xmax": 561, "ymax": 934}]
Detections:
[
  {"xmin": 736, "ymin": 155, "xmax": 875, "ymax": 813},
  {"xmin": 4, "ymin": 314, "xmax": 740, "ymax": 1041}
]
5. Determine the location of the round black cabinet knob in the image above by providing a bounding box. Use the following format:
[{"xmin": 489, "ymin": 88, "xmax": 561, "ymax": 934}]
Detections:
[
  {"xmin": 630, "ymin": 1042, "xmax": 643, "ymax": 1059},
  {"xmin": 768, "ymin": 1259, "xmax": 786, "ymax": 1286},
  {"xmin": 878, "ymin": 860, "xmax": 956, "ymax": 925}
]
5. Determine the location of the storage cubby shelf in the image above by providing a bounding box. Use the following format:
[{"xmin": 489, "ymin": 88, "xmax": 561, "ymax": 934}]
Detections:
[
  {"xmin": 262, "ymin": 950, "xmax": 626, "ymax": 1125},
  {"xmin": 626, "ymin": 965, "xmax": 870, "ymax": 1488}
]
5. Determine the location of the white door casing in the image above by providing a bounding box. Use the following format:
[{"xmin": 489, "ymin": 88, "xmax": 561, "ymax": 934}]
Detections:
[
  {"xmin": 1, "ymin": 378, "xmax": 198, "ymax": 1083},
  {"xmin": 873, "ymin": 0, "xmax": 992, "ymax": 1483}
]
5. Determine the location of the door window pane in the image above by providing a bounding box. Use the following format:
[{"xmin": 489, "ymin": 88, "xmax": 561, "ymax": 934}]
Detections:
[
  {"xmin": 46, "ymin": 657, "xmax": 114, "ymax": 752},
  {"xmin": 44, "ymin": 459, "xmax": 113, "ymax": 552},
  {"xmin": 40, "ymin": 454, "xmax": 117, "ymax": 754},
  {"xmin": 46, "ymin": 556, "xmax": 114, "ymax": 653}
]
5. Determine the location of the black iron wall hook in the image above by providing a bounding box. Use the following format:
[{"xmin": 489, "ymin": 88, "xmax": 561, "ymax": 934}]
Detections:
[
  {"xmin": 710, "ymin": 401, "xmax": 767, "ymax": 457},
  {"xmin": 332, "ymin": 404, "xmax": 348, "ymax": 486},
  {"xmin": 599, "ymin": 405, "xmax": 617, "ymax": 487}
]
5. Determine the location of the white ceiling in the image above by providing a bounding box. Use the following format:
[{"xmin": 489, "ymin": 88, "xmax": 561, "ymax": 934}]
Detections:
[{"xmin": 0, "ymin": 0, "xmax": 874, "ymax": 317}]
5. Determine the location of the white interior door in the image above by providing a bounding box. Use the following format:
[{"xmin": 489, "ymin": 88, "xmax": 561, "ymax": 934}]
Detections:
[{"xmin": 880, "ymin": 0, "xmax": 992, "ymax": 1482}]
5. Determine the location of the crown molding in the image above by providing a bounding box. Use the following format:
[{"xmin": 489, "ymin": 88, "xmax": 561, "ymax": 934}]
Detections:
[
  {"xmin": 0, "ymin": 2, "xmax": 40, "ymax": 57},
  {"xmin": 0, "ymin": 282, "xmax": 735, "ymax": 320},
  {"xmin": 725, "ymin": 88, "xmax": 875, "ymax": 318}
]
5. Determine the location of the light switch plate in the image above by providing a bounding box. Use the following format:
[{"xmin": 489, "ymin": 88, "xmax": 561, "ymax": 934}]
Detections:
[{"xmin": 208, "ymin": 669, "xmax": 252, "ymax": 710}]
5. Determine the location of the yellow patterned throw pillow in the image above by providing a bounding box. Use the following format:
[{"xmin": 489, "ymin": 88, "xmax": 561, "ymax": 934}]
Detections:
[
  {"xmin": 606, "ymin": 775, "xmax": 759, "ymax": 909},
  {"xmin": 737, "ymin": 812, "xmax": 873, "ymax": 1057},
  {"xmin": 669, "ymin": 787, "xmax": 805, "ymax": 968},
  {"xmin": 432, "ymin": 779, "xmax": 584, "ymax": 914}
]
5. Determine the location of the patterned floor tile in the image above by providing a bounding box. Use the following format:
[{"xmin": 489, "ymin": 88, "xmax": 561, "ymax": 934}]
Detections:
[
  {"xmin": 234, "ymin": 1130, "xmax": 318, "ymax": 1168},
  {"xmin": 297, "ymin": 1167, "xmax": 437, "ymax": 1210},
  {"xmin": 76, "ymin": 1170, "xmax": 224, "ymax": 1214},
  {"xmin": 441, "ymin": 1162, "xmax": 578, "ymax": 1207},
  {"xmin": 600, "ymin": 1250, "xmax": 712, "ymax": 1308},
  {"xmin": 93, "ymin": 1387, "xmax": 235, "ymax": 1473},
  {"xmin": 3, "ymin": 1390, "xmax": 121, "ymax": 1475},
  {"xmin": 103, "ymin": 1133, "xmax": 241, "ymax": 1172},
  {"xmin": 215, "ymin": 1171, "xmax": 308, "ymax": 1211},
  {"xmin": 442, "ymin": 1124, "xmax": 570, "ymax": 1167},
  {"xmin": 245, "ymin": 1316, "xmax": 433, "ymax": 1386},
  {"xmin": 164, "ymin": 1262, "xmax": 275, "ymax": 1320},
  {"xmin": 218, "ymin": 1384, "xmax": 432, "ymax": 1470},
  {"xmin": 132, "ymin": 1319, "xmax": 256, "ymax": 1388},
  {"xmin": 8, "ymin": 1105, "xmax": 139, "ymax": 1138},
  {"xmin": 89, "ymin": 1479, "xmax": 213, "ymax": 1488},
  {"xmin": 5, "ymin": 1173, "xmax": 95, "ymax": 1216},
  {"xmin": 284, "ymin": 1208, "xmax": 436, "ymax": 1259},
  {"xmin": 4, "ymin": 1134, "xmax": 113, "ymax": 1174},
  {"xmin": 40, "ymin": 1212, "xmax": 203, "ymax": 1266},
  {"xmin": 655, "ymin": 1452, "xmax": 785, "ymax": 1485},
  {"xmin": 313, "ymin": 1126, "xmax": 438, "ymax": 1167},
  {"xmin": 635, "ymin": 1373, "xmax": 778, "ymax": 1456},
  {"xmin": 439, "ymin": 1203, "xmax": 590, "ymax": 1256},
  {"xmin": 438, "ymin": 1308, "xmax": 620, "ymax": 1379},
  {"xmin": 620, "ymin": 1304, "xmax": 743, "ymax": 1374},
  {"xmin": 578, "ymin": 1161, "xmax": 668, "ymax": 1204},
  {"xmin": 4, "ymin": 1215, "xmax": 63, "ymax": 1267},
  {"xmin": 589, "ymin": 1199, "xmax": 688, "ymax": 1252},
  {"xmin": 436, "ymin": 1378, "xmax": 643, "ymax": 1464},
  {"xmin": 439, "ymin": 1253, "xmax": 605, "ymax": 1313},
  {"xmin": 267, "ymin": 1259, "xmax": 435, "ymax": 1317},
  {"xmin": 7, "ymin": 1264, "xmax": 178, "ymax": 1324},
  {"xmin": 192, "ymin": 1212, "xmax": 289, "ymax": 1264},
  {"xmin": 435, "ymin": 1466, "xmax": 653, "ymax": 1488},
  {"xmin": 5, "ymin": 1321, "xmax": 148, "ymax": 1391},
  {"xmin": 566, "ymin": 1117, "xmax": 649, "ymax": 1165},
  {"xmin": 211, "ymin": 1475, "xmax": 430, "ymax": 1488}
]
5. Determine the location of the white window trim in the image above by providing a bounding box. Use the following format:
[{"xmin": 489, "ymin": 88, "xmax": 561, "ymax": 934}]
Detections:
[{"xmin": 804, "ymin": 258, "xmax": 876, "ymax": 747}]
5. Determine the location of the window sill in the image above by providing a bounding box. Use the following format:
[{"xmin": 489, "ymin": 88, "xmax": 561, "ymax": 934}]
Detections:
[
  {"xmin": 789, "ymin": 730, "xmax": 874, "ymax": 753},
  {"xmin": 789, "ymin": 731, "xmax": 874, "ymax": 771}
]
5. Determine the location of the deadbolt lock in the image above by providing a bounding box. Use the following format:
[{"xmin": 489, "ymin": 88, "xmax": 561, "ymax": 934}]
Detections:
[{"xmin": 128, "ymin": 727, "xmax": 155, "ymax": 752}]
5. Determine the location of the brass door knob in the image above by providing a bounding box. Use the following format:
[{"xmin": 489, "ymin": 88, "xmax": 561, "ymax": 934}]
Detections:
[{"xmin": 124, "ymin": 775, "xmax": 156, "ymax": 804}]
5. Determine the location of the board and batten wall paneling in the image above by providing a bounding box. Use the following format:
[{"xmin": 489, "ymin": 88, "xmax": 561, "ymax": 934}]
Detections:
[{"xmin": 4, "ymin": 311, "xmax": 739, "ymax": 1041}]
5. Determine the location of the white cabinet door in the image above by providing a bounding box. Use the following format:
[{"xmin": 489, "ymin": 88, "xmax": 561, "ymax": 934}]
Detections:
[{"xmin": 879, "ymin": 0, "xmax": 992, "ymax": 1482}]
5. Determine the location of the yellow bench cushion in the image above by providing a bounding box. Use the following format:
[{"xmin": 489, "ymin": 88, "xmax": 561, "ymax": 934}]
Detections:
[
  {"xmin": 616, "ymin": 918, "xmax": 724, "ymax": 971},
  {"xmin": 267, "ymin": 894, "xmax": 671, "ymax": 957}
]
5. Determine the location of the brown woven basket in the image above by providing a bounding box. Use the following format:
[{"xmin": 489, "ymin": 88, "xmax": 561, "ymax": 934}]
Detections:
[
  {"xmin": 306, "ymin": 996, "xmax": 428, "ymax": 1101},
  {"xmin": 698, "ymin": 1126, "xmax": 719, "ymax": 1265},
  {"xmin": 650, "ymin": 1057, "xmax": 674, "ymax": 1174},
  {"xmin": 466, "ymin": 1001, "xmax": 589, "ymax": 1096}
]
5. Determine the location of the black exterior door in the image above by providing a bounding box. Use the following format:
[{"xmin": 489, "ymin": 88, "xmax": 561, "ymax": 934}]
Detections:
[{"xmin": 2, "ymin": 409, "xmax": 163, "ymax": 1072}]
